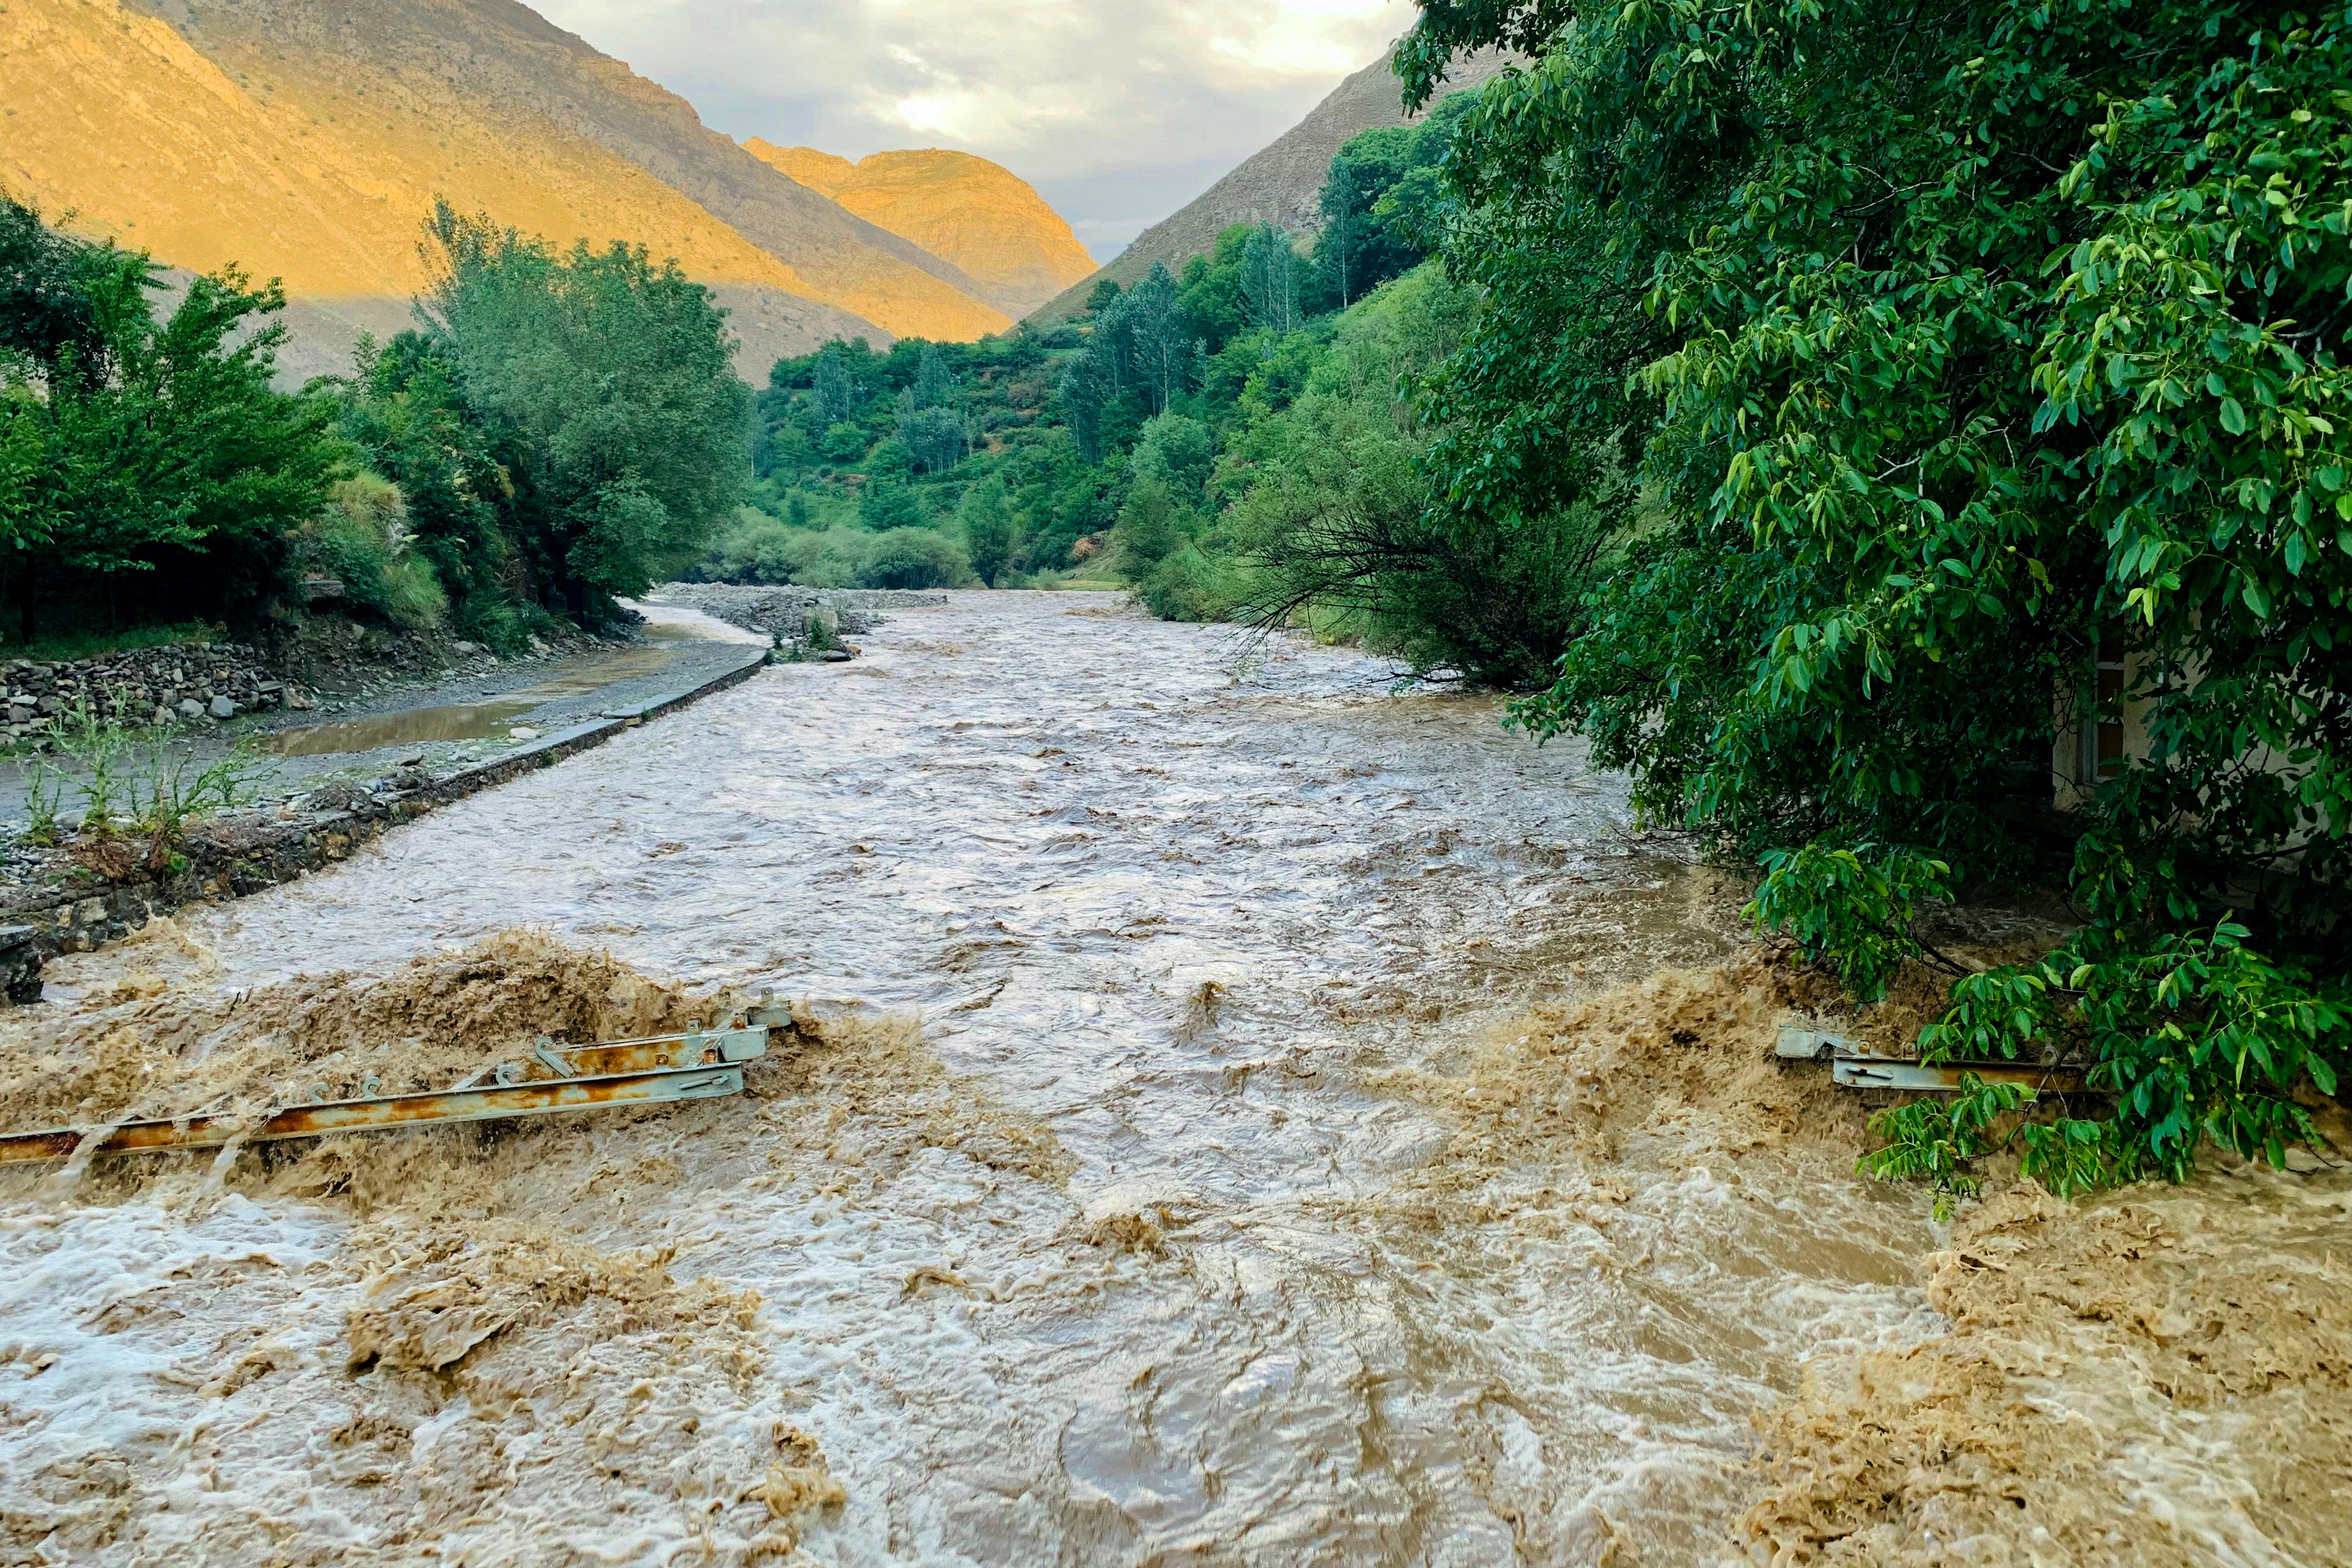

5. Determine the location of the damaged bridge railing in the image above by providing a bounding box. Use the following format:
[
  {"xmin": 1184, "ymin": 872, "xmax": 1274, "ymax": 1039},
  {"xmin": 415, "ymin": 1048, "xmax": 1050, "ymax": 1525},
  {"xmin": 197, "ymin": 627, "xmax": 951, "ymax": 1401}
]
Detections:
[
  {"xmin": 1776, "ymin": 1023, "xmax": 2088, "ymax": 1095},
  {"xmin": 0, "ymin": 1002, "xmax": 791, "ymax": 1167}
]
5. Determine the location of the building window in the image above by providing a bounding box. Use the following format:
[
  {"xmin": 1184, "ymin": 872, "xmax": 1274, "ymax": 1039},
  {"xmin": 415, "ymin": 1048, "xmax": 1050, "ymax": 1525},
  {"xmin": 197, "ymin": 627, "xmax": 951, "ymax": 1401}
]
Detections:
[{"xmin": 2081, "ymin": 636, "xmax": 2126, "ymax": 783}]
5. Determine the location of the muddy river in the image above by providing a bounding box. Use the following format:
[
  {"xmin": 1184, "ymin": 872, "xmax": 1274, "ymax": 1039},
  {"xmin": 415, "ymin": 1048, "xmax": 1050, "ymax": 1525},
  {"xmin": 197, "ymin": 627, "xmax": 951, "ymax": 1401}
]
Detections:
[{"xmin": 2, "ymin": 593, "xmax": 2344, "ymax": 1567}]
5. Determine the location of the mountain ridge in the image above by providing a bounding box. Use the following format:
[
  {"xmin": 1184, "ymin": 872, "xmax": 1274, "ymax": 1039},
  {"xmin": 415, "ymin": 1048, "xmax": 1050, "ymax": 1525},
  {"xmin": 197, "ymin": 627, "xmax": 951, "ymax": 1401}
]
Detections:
[
  {"xmin": 1, "ymin": 0, "xmax": 1018, "ymax": 377},
  {"xmin": 743, "ymin": 142, "xmax": 1097, "ymax": 318},
  {"xmin": 1028, "ymin": 44, "xmax": 1511, "ymax": 324}
]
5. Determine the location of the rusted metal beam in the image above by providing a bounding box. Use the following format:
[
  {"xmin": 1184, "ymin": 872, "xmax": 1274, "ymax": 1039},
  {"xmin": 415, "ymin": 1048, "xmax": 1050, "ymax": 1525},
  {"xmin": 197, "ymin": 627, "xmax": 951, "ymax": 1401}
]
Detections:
[
  {"xmin": 0, "ymin": 1017, "xmax": 782, "ymax": 1167},
  {"xmin": 531, "ymin": 1024, "xmax": 770, "ymax": 1079},
  {"xmin": 1831, "ymin": 1056, "xmax": 2088, "ymax": 1095},
  {"xmin": 1777, "ymin": 1019, "xmax": 2090, "ymax": 1096}
]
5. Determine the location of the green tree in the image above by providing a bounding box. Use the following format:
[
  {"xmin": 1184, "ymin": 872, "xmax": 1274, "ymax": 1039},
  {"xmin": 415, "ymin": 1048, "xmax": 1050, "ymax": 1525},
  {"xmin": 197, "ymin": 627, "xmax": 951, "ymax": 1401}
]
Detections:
[
  {"xmin": 894, "ymin": 342, "xmax": 966, "ymax": 471},
  {"xmin": 860, "ymin": 526, "xmax": 970, "ymax": 589},
  {"xmin": 1311, "ymin": 93, "xmax": 1479, "ymax": 307},
  {"xmin": 912, "ymin": 342, "xmax": 957, "ymax": 410},
  {"xmin": 1058, "ymin": 351, "xmax": 1115, "ymax": 464},
  {"xmin": 957, "ymin": 477, "xmax": 1016, "ymax": 586},
  {"xmin": 858, "ymin": 479, "xmax": 923, "ymax": 532},
  {"xmin": 1223, "ymin": 263, "xmax": 1599, "ymax": 683},
  {"xmin": 813, "ymin": 344, "xmax": 861, "ymax": 428},
  {"xmin": 820, "ymin": 421, "xmax": 871, "ymax": 463},
  {"xmin": 422, "ymin": 201, "xmax": 749, "ymax": 615},
  {"xmin": 338, "ymin": 330, "xmax": 518, "ymax": 644},
  {"xmin": 1094, "ymin": 263, "xmax": 1192, "ymax": 417},
  {"xmin": 864, "ymin": 438, "xmax": 913, "ymax": 480},
  {"xmin": 1175, "ymin": 228, "xmax": 1256, "ymax": 354},
  {"xmin": 1239, "ymin": 225, "xmax": 1301, "ymax": 335},
  {"xmin": 898, "ymin": 401, "xmax": 967, "ymax": 473},
  {"xmin": 0, "ymin": 197, "xmax": 341, "ymax": 642},
  {"xmin": 1113, "ymin": 477, "xmax": 1182, "ymax": 576},
  {"xmin": 1131, "ymin": 413, "xmax": 1214, "ymax": 509},
  {"xmin": 1401, "ymin": 0, "xmax": 2352, "ymax": 1191}
]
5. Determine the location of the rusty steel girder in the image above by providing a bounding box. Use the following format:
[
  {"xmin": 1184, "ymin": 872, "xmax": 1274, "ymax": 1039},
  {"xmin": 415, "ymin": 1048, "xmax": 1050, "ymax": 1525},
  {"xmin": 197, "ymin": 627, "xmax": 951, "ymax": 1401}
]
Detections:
[
  {"xmin": 1830, "ymin": 1056, "xmax": 2089, "ymax": 1095},
  {"xmin": 0, "ymin": 1019, "xmax": 780, "ymax": 1167}
]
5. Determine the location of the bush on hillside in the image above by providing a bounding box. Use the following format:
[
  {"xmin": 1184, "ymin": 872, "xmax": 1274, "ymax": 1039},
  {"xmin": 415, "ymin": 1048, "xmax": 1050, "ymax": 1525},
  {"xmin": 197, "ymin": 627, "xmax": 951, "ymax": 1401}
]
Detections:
[{"xmin": 859, "ymin": 527, "xmax": 970, "ymax": 590}]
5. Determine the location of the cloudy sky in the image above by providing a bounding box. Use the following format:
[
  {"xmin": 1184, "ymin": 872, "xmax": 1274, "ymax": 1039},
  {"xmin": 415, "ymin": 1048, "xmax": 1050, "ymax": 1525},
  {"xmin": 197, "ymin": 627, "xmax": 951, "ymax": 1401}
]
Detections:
[{"xmin": 531, "ymin": 0, "xmax": 1418, "ymax": 260}]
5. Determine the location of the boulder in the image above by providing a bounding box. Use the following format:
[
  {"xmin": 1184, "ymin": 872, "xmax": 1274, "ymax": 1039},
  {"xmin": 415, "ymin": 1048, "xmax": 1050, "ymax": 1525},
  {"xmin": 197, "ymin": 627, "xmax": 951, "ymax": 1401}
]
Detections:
[
  {"xmin": 208, "ymin": 695, "xmax": 237, "ymax": 719},
  {"xmin": 177, "ymin": 698, "xmax": 204, "ymax": 719}
]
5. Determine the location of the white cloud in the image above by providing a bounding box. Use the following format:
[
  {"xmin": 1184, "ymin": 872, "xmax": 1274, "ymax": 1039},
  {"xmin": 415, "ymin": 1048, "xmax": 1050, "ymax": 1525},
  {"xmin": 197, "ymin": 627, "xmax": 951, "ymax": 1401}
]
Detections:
[{"xmin": 529, "ymin": 0, "xmax": 1413, "ymax": 258}]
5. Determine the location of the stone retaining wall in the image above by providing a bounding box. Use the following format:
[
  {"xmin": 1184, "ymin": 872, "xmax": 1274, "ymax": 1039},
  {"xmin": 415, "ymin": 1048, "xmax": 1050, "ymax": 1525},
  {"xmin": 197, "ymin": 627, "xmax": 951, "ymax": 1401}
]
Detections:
[{"xmin": 4, "ymin": 642, "xmax": 299, "ymax": 743}]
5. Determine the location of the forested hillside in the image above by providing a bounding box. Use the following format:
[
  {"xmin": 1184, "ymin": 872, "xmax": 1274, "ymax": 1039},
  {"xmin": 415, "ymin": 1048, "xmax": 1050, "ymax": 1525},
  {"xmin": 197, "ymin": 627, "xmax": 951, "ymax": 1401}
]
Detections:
[
  {"xmin": 1027, "ymin": 43, "xmax": 1511, "ymax": 323},
  {"xmin": 704, "ymin": 91, "xmax": 1538, "ymax": 678}
]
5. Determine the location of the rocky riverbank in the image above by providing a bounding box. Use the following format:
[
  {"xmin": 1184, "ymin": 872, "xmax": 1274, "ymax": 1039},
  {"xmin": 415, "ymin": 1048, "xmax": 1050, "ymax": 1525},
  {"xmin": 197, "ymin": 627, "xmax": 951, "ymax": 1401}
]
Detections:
[
  {"xmin": 648, "ymin": 583, "xmax": 948, "ymax": 644},
  {"xmin": 1, "ymin": 619, "xmax": 642, "ymax": 755},
  {"xmin": 1, "ymin": 644, "xmax": 299, "ymax": 744},
  {"xmin": 262, "ymin": 615, "xmax": 631, "ymax": 712}
]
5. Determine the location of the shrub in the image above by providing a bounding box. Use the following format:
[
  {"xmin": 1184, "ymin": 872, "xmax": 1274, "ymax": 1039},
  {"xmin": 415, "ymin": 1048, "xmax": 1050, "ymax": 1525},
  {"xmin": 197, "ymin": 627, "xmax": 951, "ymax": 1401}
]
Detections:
[
  {"xmin": 820, "ymin": 422, "xmax": 870, "ymax": 462},
  {"xmin": 859, "ymin": 528, "xmax": 970, "ymax": 590},
  {"xmin": 1138, "ymin": 545, "xmax": 1236, "ymax": 622},
  {"xmin": 292, "ymin": 475, "xmax": 446, "ymax": 630},
  {"xmin": 858, "ymin": 480, "xmax": 923, "ymax": 532},
  {"xmin": 956, "ymin": 478, "xmax": 1015, "ymax": 587}
]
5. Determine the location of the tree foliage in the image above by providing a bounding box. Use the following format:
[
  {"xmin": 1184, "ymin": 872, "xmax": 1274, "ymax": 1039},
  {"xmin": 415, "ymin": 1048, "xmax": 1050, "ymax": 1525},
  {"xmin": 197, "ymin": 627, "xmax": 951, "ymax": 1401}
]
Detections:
[
  {"xmin": 1312, "ymin": 91, "xmax": 1479, "ymax": 307},
  {"xmin": 419, "ymin": 202, "xmax": 748, "ymax": 615},
  {"xmin": 957, "ymin": 477, "xmax": 1015, "ymax": 586},
  {"xmin": 337, "ymin": 331, "xmax": 518, "ymax": 642},
  {"xmin": 1239, "ymin": 225, "xmax": 1302, "ymax": 335},
  {"xmin": 896, "ymin": 342, "xmax": 968, "ymax": 473},
  {"xmin": 0, "ymin": 194, "xmax": 340, "ymax": 642},
  {"xmin": 1060, "ymin": 262, "xmax": 1194, "ymax": 450},
  {"xmin": 812, "ymin": 344, "xmax": 862, "ymax": 429},
  {"xmin": 1402, "ymin": 0, "xmax": 2352, "ymax": 1189}
]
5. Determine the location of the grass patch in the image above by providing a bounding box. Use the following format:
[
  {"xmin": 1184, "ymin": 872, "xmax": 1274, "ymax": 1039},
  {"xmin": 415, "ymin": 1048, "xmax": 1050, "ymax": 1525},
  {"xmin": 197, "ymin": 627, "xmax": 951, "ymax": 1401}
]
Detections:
[{"xmin": 0, "ymin": 621, "xmax": 223, "ymax": 663}]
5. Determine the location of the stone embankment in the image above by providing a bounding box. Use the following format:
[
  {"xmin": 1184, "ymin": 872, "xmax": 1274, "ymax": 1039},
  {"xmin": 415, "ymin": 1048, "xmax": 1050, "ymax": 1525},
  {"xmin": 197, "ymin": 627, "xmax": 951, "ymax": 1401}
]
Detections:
[
  {"xmin": 650, "ymin": 584, "xmax": 947, "ymax": 642},
  {"xmin": 6, "ymin": 624, "xmax": 652, "ymax": 750},
  {"xmin": 4, "ymin": 644, "xmax": 302, "ymax": 743},
  {"xmin": 269, "ymin": 617, "xmax": 628, "ymax": 709}
]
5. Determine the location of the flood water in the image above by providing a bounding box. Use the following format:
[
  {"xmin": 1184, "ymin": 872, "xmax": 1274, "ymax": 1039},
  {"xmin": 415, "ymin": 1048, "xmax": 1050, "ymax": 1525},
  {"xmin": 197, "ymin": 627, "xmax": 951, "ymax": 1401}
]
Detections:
[
  {"xmin": 261, "ymin": 630, "xmax": 694, "ymax": 757},
  {"xmin": 0, "ymin": 593, "xmax": 1954, "ymax": 1565}
]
